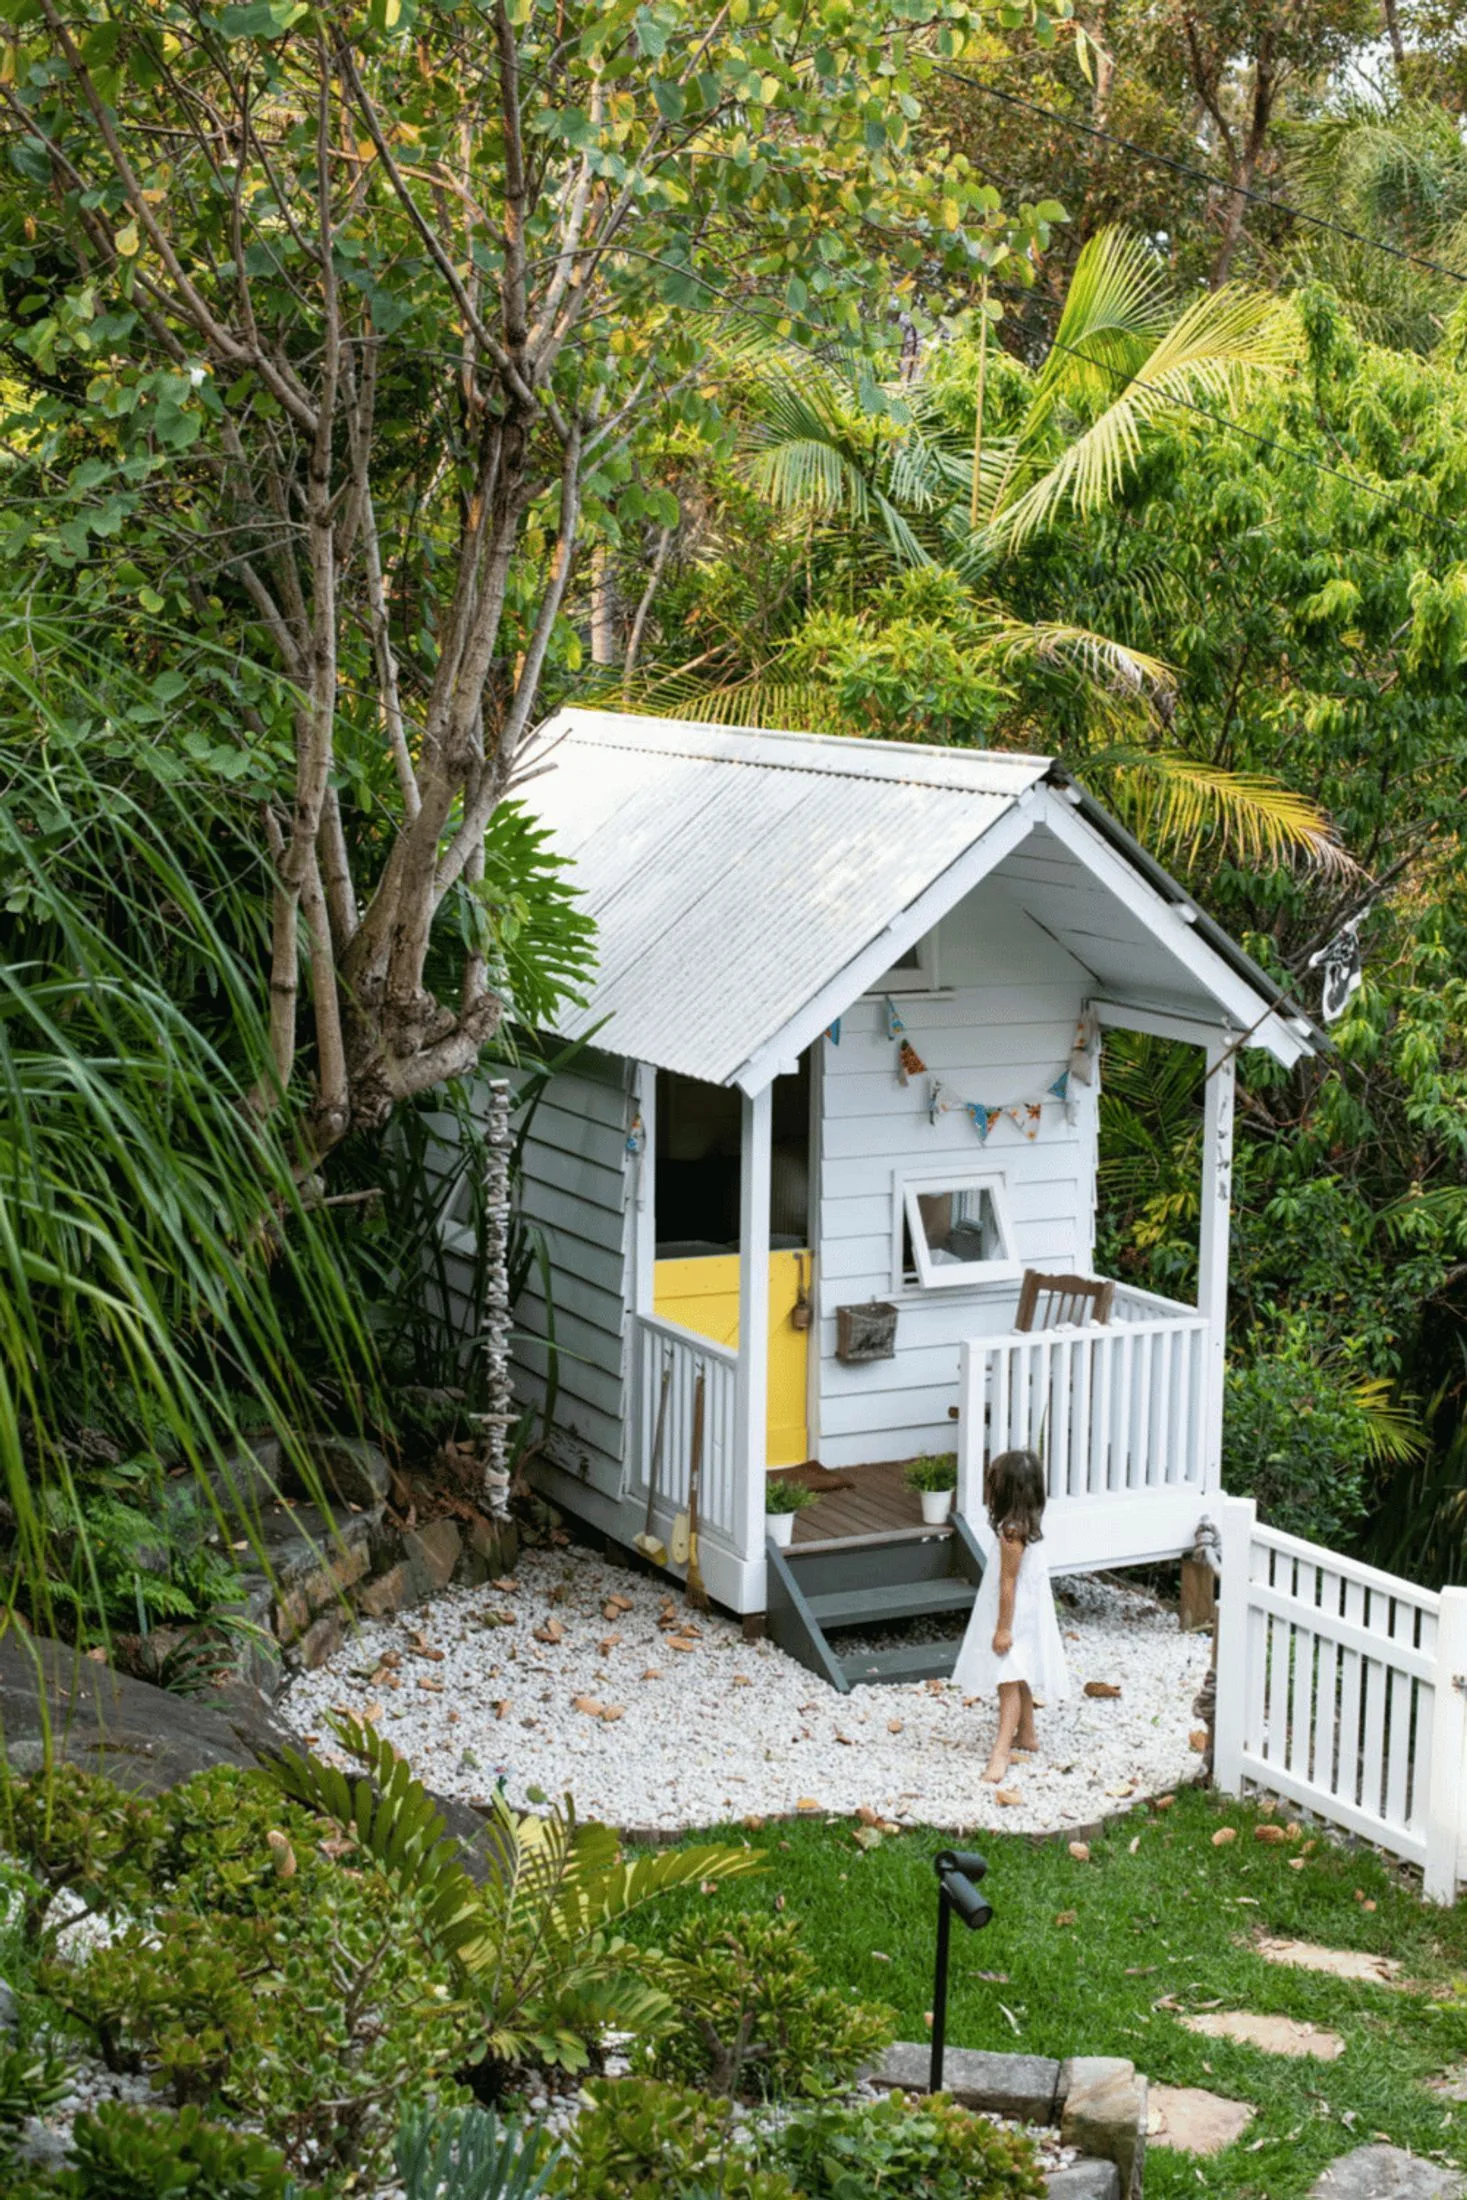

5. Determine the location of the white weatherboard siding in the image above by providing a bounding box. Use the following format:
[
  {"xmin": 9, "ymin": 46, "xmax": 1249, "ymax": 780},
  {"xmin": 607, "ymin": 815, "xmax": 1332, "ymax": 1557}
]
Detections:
[
  {"xmin": 512, "ymin": 1050, "xmax": 634, "ymax": 1495},
  {"xmin": 815, "ymin": 879, "xmax": 1096, "ymax": 1469}
]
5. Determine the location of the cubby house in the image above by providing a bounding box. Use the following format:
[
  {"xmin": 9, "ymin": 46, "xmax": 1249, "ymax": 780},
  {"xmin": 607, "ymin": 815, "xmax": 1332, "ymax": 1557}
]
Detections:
[{"xmin": 506, "ymin": 709, "xmax": 1322, "ymax": 1687}]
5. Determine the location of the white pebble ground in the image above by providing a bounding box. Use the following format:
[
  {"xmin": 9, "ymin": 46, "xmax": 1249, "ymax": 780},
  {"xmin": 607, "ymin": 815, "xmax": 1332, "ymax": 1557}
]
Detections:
[{"xmin": 285, "ymin": 1550, "xmax": 1210, "ymax": 1834}]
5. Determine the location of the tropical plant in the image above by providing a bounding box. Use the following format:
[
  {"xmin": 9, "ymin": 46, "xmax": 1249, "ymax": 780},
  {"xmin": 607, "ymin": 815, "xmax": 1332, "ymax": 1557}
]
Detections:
[
  {"xmin": 904, "ymin": 1454, "xmax": 959, "ymax": 1494},
  {"xmin": 762, "ymin": 1479, "xmax": 817, "ymax": 1517},
  {"xmin": 60, "ymin": 2103, "xmax": 308, "ymax": 2200},
  {"xmin": 553, "ymin": 2077, "xmax": 798, "ymax": 2200},
  {"xmin": 271, "ymin": 1717, "xmax": 763, "ymax": 2090}
]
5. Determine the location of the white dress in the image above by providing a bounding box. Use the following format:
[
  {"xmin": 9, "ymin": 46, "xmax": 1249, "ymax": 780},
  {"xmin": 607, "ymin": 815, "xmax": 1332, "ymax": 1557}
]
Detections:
[{"xmin": 951, "ymin": 1534, "xmax": 1071, "ymax": 1702}]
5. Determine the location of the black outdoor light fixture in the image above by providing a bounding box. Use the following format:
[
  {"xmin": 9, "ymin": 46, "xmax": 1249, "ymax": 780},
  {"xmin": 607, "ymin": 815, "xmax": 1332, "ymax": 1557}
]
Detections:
[{"xmin": 929, "ymin": 1848, "xmax": 994, "ymax": 2094}]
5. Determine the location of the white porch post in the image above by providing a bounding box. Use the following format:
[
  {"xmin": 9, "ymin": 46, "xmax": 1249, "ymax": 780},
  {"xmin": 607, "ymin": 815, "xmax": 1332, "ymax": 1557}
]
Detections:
[
  {"xmin": 735, "ymin": 1084, "xmax": 772, "ymax": 1568},
  {"xmin": 1198, "ymin": 1038, "xmax": 1236, "ymax": 1491}
]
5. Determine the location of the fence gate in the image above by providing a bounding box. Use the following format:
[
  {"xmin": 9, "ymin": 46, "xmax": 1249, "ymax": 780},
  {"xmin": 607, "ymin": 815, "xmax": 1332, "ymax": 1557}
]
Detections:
[{"xmin": 1213, "ymin": 1496, "xmax": 1467, "ymax": 1904}]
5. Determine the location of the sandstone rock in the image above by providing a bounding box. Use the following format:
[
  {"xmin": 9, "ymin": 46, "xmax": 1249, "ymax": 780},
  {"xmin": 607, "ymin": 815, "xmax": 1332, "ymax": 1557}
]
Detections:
[
  {"xmin": 303, "ymin": 1435, "xmax": 393, "ymax": 1511},
  {"xmin": 402, "ymin": 1518, "xmax": 462, "ymax": 1601},
  {"xmin": 356, "ymin": 1564, "xmax": 410, "ymax": 1620},
  {"xmin": 1310, "ymin": 2146, "xmax": 1465, "ymax": 2198},
  {"xmin": 1255, "ymin": 1938, "xmax": 1404, "ymax": 1989},
  {"xmin": 290, "ymin": 1608, "xmax": 348, "ymax": 1672},
  {"xmin": 0, "ymin": 1632, "xmax": 296, "ymax": 1795},
  {"xmin": 1181, "ymin": 2011, "xmax": 1345, "ymax": 2060},
  {"xmin": 1147, "ymin": 2083, "xmax": 1255, "ymax": 2155},
  {"xmin": 1060, "ymin": 2057, "xmax": 1147, "ymax": 2199}
]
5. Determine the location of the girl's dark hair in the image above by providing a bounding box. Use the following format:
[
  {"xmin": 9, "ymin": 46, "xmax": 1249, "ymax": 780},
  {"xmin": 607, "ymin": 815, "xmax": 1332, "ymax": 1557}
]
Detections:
[{"xmin": 984, "ymin": 1448, "xmax": 1046, "ymax": 1544}]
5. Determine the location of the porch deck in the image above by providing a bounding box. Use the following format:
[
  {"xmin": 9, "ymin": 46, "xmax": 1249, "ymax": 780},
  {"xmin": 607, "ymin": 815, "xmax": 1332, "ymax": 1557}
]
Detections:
[{"xmin": 772, "ymin": 1460, "xmax": 935, "ymax": 1549}]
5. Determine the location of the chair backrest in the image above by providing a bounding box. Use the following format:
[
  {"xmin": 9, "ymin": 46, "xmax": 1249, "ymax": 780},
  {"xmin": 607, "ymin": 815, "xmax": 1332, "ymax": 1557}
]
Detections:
[{"xmin": 1015, "ymin": 1269, "xmax": 1115, "ymax": 1332}]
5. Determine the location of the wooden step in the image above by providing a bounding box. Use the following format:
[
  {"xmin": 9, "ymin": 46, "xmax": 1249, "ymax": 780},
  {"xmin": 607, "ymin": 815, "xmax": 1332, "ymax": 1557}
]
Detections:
[
  {"xmin": 839, "ymin": 1637, "xmax": 969, "ymax": 1687},
  {"xmin": 806, "ymin": 1576, "xmax": 977, "ymax": 1632}
]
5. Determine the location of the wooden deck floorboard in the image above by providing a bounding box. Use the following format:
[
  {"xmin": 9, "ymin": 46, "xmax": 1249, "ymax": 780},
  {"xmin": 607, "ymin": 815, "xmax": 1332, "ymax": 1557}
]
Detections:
[{"xmin": 772, "ymin": 1458, "xmax": 939, "ymax": 1547}]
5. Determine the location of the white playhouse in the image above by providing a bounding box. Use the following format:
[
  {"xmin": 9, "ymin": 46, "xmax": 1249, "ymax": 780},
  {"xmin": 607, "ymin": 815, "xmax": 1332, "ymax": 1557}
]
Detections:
[{"xmin": 504, "ymin": 708, "xmax": 1323, "ymax": 1685}]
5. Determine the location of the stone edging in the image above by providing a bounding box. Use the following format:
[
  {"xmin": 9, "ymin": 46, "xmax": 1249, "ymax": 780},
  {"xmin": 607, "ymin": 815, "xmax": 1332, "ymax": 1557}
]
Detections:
[{"xmin": 868, "ymin": 2042, "xmax": 1147, "ymax": 2198}]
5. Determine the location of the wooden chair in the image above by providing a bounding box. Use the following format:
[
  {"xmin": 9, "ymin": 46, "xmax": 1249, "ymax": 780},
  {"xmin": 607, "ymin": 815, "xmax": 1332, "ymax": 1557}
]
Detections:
[{"xmin": 1015, "ymin": 1269, "xmax": 1115, "ymax": 1332}]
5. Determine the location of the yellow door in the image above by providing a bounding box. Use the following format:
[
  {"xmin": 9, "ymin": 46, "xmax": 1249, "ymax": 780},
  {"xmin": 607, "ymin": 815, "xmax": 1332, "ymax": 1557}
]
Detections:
[{"xmin": 653, "ymin": 1251, "xmax": 810, "ymax": 1468}]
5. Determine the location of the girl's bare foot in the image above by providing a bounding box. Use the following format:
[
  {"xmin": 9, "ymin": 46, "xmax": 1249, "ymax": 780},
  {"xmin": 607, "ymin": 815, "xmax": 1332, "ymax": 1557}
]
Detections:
[
  {"xmin": 1015, "ymin": 1728, "xmax": 1039, "ymax": 1754},
  {"xmin": 981, "ymin": 1751, "xmax": 1010, "ymax": 1784}
]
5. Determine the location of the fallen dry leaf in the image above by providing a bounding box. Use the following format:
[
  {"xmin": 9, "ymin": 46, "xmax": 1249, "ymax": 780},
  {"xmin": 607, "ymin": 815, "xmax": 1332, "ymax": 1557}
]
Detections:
[
  {"xmin": 743, "ymin": 1814, "xmax": 765, "ymax": 1831},
  {"xmin": 1084, "ymin": 1680, "xmax": 1122, "ymax": 1699},
  {"xmin": 857, "ymin": 1805, "xmax": 882, "ymax": 1827},
  {"xmin": 1055, "ymin": 1909, "xmax": 1078, "ymax": 1928},
  {"xmin": 1255, "ymin": 1824, "xmax": 1287, "ymax": 1845},
  {"xmin": 1189, "ymin": 1727, "xmax": 1210, "ymax": 1751},
  {"xmin": 733, "ymin": 1674, "xmax": 753, "ymax": 1688},
  {"xmin": 641, "ymin": 1667, "xmax": 662, "ymax": 1680},
  {"xmin": 667, "ymin": 1637, "xmax": 697, "ymax": 1654},
  {"xmin": 887, "ymin": 1719, "xmax": 904, "ymax": 1734},
  {"xmin": 572, "ymin": 1695, "xmax": 606, "ymax": 1717},
  {"xmin": 492, "ymin": 1699, "xmax": 511, "ymax": 1719},
  {"xmin": 416, "ymin": 1677, "xmax": 443, "ymax": 1694},
  {"xmin": 872, "ymin": 1951, "xmax": 891, "ymax": 1963},
  {"xmin": 1105, "ymin": 1783, "xmax": 1135, "ymax": 1798},
  {"xmin": 699, "ymin": 1879, "xmax": 717, "ymax": 1895},
  {"xmin": 796, "ymin": 1797, "xmax": 821, "ymax": 1813},
  {"xmin": 835, "ymin": 1732, "xmax": 855, "ymax": 1746},
  {"xmin": 1212, "ymin": 1827, "xmax": 1238, "ymax": 1847},
  {"xmin": 1288, "ymin": 1857, "xmax": 1307, "ymax": 1871},
  {"xmin": 1154, "ymin": 1794, "xmax": 1176, "ymax": 1810},
  {"xmin": 492, "ymin": 1576, "xmax": 517, "ymax": 1592},
  {"xmin": 363, "ymin": 1700, "xmax": 384, "ymax": 1722},
  {"xmin": 533, "ymin": 1618, "xmax": 564, "ymax": 1645},
  {"xmin": 598, "ymin": 1633, "xmax": 622, "ymax": 1656},
  {"xmin": 600, "ymin": 1705, "xmax": 625, "ymax": 1723},
  {"xmin": 1068, "ymin": 1841, "xmax": 1091, "ymax": 1862},
  {"xmin": 1129, "ymin": 1836, "xmax": 1141, "ymax": 1855},
  {"xmin": 995, "ymin": 1788, "xmax": 1023, "ymax": 1807},
  {"xmin": 1362, "ymin": 1899, "xmax": 1377, "ymax": 1913}
]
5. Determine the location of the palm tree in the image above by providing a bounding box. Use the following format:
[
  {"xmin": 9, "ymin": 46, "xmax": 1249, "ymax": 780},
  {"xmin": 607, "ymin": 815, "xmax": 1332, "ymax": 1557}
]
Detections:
[{"xmin": 630, "ymin": 230, "xmax": 1337, "ymax": 873}]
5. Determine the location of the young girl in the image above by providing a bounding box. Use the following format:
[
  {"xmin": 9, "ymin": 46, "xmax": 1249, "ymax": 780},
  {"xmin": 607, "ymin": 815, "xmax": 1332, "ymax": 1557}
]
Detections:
[{"xmin": 951, "ymin": 1448, "xmax": 1070, "ymax": 1783}]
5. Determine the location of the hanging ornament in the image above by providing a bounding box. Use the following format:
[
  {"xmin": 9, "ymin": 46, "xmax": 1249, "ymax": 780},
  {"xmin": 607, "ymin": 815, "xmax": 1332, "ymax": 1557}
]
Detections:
[
  {"xmin": 1007, "ymin": 1102, "xmax": 1042, "ymax": 1141},
  {"xmin": 898, "ymin": 1037, "xmax": 927, "ymax": 1086},
  {"xmin": 825, "ymin": 1017, "xmax": 842, "ymax": 1046},
  {"xmin": 884, "ymin": 995, "xmax": 906, "ymax": 1040}
]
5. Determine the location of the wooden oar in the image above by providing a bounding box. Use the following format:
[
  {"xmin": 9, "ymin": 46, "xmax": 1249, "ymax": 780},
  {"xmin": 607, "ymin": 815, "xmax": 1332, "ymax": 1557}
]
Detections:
[{"xmin": 684, "ymin": 1368, "xmax": 708, "ymax": 1610}]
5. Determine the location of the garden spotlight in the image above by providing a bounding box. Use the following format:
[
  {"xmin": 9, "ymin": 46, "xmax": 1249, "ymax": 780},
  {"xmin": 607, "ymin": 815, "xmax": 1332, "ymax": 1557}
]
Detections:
[{"xmin": 929, "ymin": 1847, "xmax": 993, "ymax": 2094}]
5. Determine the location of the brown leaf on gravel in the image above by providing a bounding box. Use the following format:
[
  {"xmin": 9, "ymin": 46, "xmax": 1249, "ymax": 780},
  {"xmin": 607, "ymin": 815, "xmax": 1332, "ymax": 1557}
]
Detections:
[
  {"xmin": 667, "ymin": 1637, "xmax": 697, "ymax": 1654},
  {"xmin": 995, "ymin": 1788, "xmax": 1023, "ymax": 1807},
  {"xmin": 1084, "ymin": 1680, "xmax": 1121, "ymax": 1699},
  {"xmin": 1189, "ymin": 1727, "xmax": 1210, "ymax": 1751},
  {"xmin": 796, "ymin": 1797, "xmax": 821, "ymax": 1812},
  {"xmin": 416, "ymin": 1677, "xmax": 443, "ymax": 1693},
  {"xmin": 641, "ymin": 1667, "xmax": 662, "ymax": 1680},
  {"xmin": 600, "ymin": 1705, "xmax": 625, "ymax": 1723},
  {"xmin": 1212, "ymin": 1827, "xmax": 1238, "ymax": 1846},
  {"xmin": 492, "ymin": 1699, "xmax": 510, "ymax": 1719},
  {"xmin": 534, "ymin": 1618, "xmax": 564, "ymax": 1645},
  {"xmin": 363, "ymin": 1700, "xmax": 383, "ymax": 1722},
  {"xmin": 572, "ymin": 1695, "xmax": 606, "ymax": 1717},
  {"xmin": 857, "ymin": 1805, "xmax": 882, "ymax": 1826},
  {"xmin": 1154, "ymin": 1794, "xmax": 1175, "ymax": 1810},
  {"xmin": 492, "ymin": 1576, "xmax": 517, "ymax": 1592},
  {"xmin": 1068, "ymin": 1841, "xmax": 1091, "ymax": 1862},
  {"xmin": 733, "ymin": 1674, "xmax": 753, "ymax": 1688},
  {"xmin": 887, "ymin": 1719, "xmax": 904, "ymax": 1734},
  {"xmin": 598, "ymin": 1634, "xmax": 622, "ymax": 1656},
  {"xmin": 602, "ymin": 1596, "xmax": 632, "ymax": 1619},
  {"xmin": 835, "ymin": 1733, "xmax": 855, "ymax": 1746}
]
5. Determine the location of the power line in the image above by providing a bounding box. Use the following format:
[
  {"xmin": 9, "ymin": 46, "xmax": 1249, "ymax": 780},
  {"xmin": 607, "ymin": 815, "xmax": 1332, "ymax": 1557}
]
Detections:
[{"xmin": 938, "ymin": 65, "xmax": 1467, "ymax": 292}]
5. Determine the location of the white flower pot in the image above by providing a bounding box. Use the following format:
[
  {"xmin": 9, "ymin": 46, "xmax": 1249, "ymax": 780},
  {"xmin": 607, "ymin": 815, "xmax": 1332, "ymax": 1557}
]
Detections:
[
  {"xmin": 766, "ymin": 1510, "xmax": 795, "ymax": 1549},
  {"xmin": 920, "ymin": 1487, "xmax": 954, "ymax": 1526}
]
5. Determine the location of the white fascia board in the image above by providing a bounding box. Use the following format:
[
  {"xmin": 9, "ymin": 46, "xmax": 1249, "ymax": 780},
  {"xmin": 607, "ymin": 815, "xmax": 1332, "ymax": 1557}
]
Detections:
[
  {"xmin": 729, "ymin": 793, "xmax": 1040, "ymax": 1094},
  {"xmin": 1039, "ymin": 792, "xmax": 1310, "ymax": 1068},
  {"xmin": 1092, "ymin": 999, "xmax": 1237, "ymax": 1048}
]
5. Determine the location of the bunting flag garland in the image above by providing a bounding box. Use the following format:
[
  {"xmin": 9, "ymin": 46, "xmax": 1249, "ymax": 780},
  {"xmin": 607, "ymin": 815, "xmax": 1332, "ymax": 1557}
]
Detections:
[
  {"xmin": 884, "ymin": 995, "xmax": 907, "ymax": 1040},
  {"xmin": 825, "ymin": 1017, "xmax": 842, "ymax": 1046},
  {"xmin": 898, "ymin": 1038, "xmax": 927, "ymax": 1086},
  {"xmin": 1008, "ymin": 1102, "xmax": 1043, "ymax": 1141},
  {"xmin": 884, "ymin": 994, "xmax": 1092, "ymax": 1140}
]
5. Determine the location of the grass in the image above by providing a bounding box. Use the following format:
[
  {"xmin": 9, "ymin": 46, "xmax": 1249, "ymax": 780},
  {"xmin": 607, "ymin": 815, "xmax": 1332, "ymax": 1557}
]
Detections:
[{"xmin": 632, "ymin": 1786, "xmax": 1467, "ymax": 2199}]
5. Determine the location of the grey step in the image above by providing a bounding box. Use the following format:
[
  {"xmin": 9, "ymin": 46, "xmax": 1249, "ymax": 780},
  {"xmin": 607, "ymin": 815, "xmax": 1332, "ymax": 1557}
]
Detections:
[
  {"xmin": 838, "ymin": 1636, "xmax": 968, "ymax": 1686},
  {"xmin": 808, "ymin": 1576, "xmax": 977, "ymax": 1632}
]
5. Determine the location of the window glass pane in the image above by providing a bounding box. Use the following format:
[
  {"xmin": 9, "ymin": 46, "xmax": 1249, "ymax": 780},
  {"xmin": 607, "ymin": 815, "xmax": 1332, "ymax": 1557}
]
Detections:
[{"xmin": 917, "ymin": 1185, "xmax": 1002, "ymax": 1265}]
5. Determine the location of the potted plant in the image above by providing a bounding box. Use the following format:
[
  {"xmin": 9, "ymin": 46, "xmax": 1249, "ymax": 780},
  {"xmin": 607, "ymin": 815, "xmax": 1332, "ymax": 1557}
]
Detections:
[
  {"xmin": 905, "ymin": 1452, "xmax": 958, "ymax": 1525},
  {"xmin": 764, "ymin": 1476, "xmax": 818, "ymax": 1549}
]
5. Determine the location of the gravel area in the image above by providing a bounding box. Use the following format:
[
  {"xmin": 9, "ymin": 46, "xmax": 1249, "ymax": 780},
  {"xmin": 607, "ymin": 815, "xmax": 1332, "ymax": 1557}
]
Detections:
[{"xmin": 285, "ymin": 1548, "xmax": 1210, "ymax": 1834}]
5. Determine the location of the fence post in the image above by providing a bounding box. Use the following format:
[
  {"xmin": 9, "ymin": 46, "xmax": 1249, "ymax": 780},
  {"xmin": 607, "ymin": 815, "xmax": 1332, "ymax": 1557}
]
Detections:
[
  {"xmin": 1212, "ymin": 1496, "xmax": 1255, "ymax": 1798},
  {"xmin": 1424, "ymin": 1587, "xmax": 1467, "ymax": 1906}
]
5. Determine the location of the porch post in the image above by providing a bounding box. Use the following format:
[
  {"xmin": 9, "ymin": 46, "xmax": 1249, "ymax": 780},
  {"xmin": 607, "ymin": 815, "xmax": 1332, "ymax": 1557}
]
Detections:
[
  {"xmin": 736, "ymin": 1084, "xmax": 772, "ymax": 1568},
  {"xmin": 1197, "ymin": 1038, "xmax": 1236, "ymax": 1490}
]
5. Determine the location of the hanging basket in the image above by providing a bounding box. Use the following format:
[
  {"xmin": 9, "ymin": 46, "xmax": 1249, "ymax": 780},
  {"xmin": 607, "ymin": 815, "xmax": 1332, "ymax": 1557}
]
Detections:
[{"xmin": 836, "ymin": 1299, "xmax": 899, "ymax": 1364}]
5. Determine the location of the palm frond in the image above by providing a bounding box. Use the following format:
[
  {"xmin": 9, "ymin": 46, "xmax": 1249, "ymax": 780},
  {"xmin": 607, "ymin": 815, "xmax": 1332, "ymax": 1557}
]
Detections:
[
  {"xmin": 1084, "ymin": 746, "xmax": 1350, "ymax": 873},
  {"xmin": 1023, "ymin": 227, "xmax": 1176, "ymax": 433}
]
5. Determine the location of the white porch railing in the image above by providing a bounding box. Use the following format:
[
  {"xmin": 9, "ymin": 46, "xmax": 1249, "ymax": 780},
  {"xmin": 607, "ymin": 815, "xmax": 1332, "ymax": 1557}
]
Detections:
[
  {"xmin": 1215, "ymin": 1496, "xmax": 1467, "ymax": 1903},
  {"xmin": 631, "ymin": 1312, "xmax": 741, "ymax": 1552}
]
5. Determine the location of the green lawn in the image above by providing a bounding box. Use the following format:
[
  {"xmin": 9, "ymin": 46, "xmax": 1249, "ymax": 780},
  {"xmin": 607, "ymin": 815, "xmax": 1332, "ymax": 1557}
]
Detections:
[{"xmin": 636, "ymin": 1787, "xmax": 1467, "ymax": 2200}]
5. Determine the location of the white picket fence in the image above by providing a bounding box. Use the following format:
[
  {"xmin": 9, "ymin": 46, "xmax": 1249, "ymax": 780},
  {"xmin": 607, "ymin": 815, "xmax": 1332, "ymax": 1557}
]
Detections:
[
  {"xmin": 631, "ymin": 1312, "xmax": 740, "ymax": 1549},
  {"xmin": 1214, "ymin": 1496, "xmax": 1467, "ymax": 1904}
]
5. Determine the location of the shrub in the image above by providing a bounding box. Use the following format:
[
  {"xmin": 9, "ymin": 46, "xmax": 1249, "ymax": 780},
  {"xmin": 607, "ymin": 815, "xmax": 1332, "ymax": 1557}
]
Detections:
[
  {"xmin": 772, "ymin": 2092, "xmax": 1045, "ymax": 2200},
  {"xmin": 640, "ymin": 1911, "xmax": 895, "ymax": 2101},
  {"xmin": 1222, "ymin": 1321, "xmax": 1409, "ymax": 1545},
  {"xmin": 554, "ymin": 2077, "xmax": 797, "ymax": 2200},
  {"xmin": 13, "ymin": 1765, "xmax": 473, "ymax": 2185},
  {"xmin": 904, "ymin": 1454, "xmax": 957, "ymax": 1494},
  {"xmin": 62, "ymin": 2102, "xmax": 307, "ymax": 2200},
  {"xmin": 0, "ymin": 2043, "xmax": 71, "ymax": 2138}
]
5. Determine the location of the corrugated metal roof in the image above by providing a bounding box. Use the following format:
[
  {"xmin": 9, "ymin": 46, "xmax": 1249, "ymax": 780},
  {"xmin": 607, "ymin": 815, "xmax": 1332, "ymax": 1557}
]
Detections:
[{"xmin": 521, "ymin": 711, "xmax": 1049, "ymax": 1086}]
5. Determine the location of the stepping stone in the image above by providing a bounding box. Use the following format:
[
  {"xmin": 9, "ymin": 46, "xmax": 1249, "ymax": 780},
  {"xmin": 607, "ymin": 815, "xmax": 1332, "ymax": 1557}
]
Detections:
[
  {"xmin": 1310, "ymin": 2145, "xmax": 1464, "ymax": 2198},
  {"xmin": 1181, "ymin": 2011, "xmax": 1345, "ymax": 2060},
  {"xmin": 1427, "ymin": 2068, "xmax": 1467, "ymax": 2104},
  {"xmin": 1257, "ymin": 1938, "xmax": 1404, "ymax": 1989},
  {"xmin": 1147, "ymin": 2084, "xmax": 1256, "ymax": 2155}
]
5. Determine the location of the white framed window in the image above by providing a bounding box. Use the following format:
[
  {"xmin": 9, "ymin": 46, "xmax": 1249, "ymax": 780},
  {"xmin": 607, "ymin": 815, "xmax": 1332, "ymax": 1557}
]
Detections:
[
  {"xmin": 899, "ymin": 1173, "xmax": 1019, "ymax": 1290},
  {"xmin": 877, "ymin": 933, "xmax": 940, "ymax": 993}
]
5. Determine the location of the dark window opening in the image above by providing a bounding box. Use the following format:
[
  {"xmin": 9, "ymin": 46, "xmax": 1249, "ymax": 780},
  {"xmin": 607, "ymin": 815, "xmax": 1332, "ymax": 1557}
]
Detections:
[{"xmin": 655, "ymin": 1055, "xmax": 810, "ymax": 1258}]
